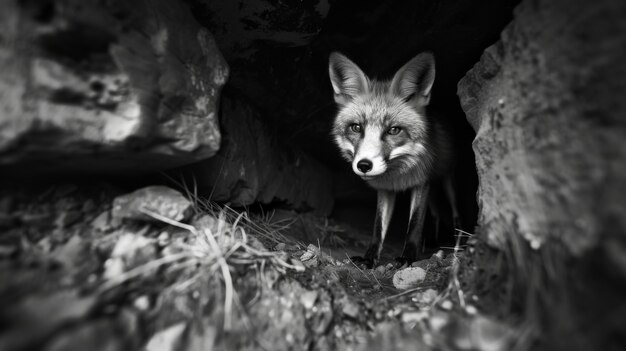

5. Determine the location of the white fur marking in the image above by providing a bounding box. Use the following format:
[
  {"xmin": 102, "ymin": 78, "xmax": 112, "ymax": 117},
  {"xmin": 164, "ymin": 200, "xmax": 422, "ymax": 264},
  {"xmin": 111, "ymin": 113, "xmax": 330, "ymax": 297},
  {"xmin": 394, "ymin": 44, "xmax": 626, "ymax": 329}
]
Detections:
[
  {"xmin": 335, "ymin": 137, "xmax": 355, "ymax": 155},
  {"xmin": 408, "ymin": 187, "xmax": 422, "ymax": 225},
  {"xmin": 389, "ymin": 143, "xmax": 425, "ymax": 160},
  {"xmin": 378, "ymin": 191, "xmax": 395, "ymax": 252},
  {"xmin": 353, "ymin": 127, "xmax": 387, "ymax": 176}
]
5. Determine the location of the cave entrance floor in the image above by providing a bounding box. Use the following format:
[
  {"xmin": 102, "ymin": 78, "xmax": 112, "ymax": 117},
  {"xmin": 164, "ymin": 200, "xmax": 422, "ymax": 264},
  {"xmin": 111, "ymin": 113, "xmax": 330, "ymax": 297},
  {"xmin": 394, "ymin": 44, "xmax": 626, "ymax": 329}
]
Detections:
[{"xmin": 0, "ymin": 183, "xmax": 507, "ymax": 350}]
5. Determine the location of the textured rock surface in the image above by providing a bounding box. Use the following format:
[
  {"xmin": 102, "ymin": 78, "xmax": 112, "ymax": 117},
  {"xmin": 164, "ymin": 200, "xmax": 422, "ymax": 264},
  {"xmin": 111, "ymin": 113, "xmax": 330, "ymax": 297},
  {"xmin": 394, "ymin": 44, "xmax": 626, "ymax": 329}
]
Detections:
[
  {"xmin": 0, "ymin": 0, "xmax": 228, "ymax": 175},
  {"xmin": 458, "ymin": 0, "xmax": 626, "ymax": 349},
  {"xmin": 458, "ymin": 0, "xmax": 626, "ymax": 255},
  {"xmin": 112, "ymin": 186, "xmax": 192, "ymax": 223},
  {"xmin": 180, "ymin": 96, "xmax": 334, "ymax": 215}
]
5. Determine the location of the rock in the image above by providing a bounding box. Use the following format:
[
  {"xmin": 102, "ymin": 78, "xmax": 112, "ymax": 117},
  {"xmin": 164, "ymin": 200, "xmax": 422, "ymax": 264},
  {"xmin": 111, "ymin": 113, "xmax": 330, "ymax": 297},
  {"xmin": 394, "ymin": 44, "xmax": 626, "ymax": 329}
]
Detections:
[
  {"xmin": 145, "ymin": 322, "xmax": 187, "ymax": 351},
  {"xmin": 181, "ymin": 96, "xmax": 334, "ymax": 215},
  {"xmin": 413, "ymin": 289, "xmax": 439, "ymax": 306},
  {"xmin": 299, "ymin": 291, "xmax": 319, "ymax": 310},
  {"xmin": 341, "ymin": 298, "xmax": 360, "ymax": 319},
  {"xmin": 400, "ymin": 311, "xmax": 428, "ymax": 324},
  {"xmin": 392, "ymin": 267, "xmax": 426, "ymax": 290},
  {"xmin": 112, "ymin": 186, "xmax": 192, "ymax": 223},
  {"xmin": 133, "ymin": 296, "xmax": 151, "ymax": 312},
  {"xmin": 457, "ymin": 1, "xmax": 626, "ymax": 348},
  {"xmin": 91, "ymin": 210, "xmax": 113, "ymax": 232},
  {"xmin": 104, "ymin": 233, "xmax": 156, "ymax": 279},
  {"xmin": 0, "ymin": 0, "xmax": 227, "ymax": 176},
  {"xmin": 300, "ymin": 244, "xmax": 320, "ymax": 262},
  {"xmin": 457, "ymin": 0, "xmax": 626, "ymax": 255}
]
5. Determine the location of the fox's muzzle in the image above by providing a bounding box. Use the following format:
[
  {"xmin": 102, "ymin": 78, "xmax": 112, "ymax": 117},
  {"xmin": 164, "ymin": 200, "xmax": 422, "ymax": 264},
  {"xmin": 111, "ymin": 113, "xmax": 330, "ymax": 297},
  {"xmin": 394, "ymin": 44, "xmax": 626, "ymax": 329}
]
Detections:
[{"xmin": 352, "ymin": 128, "xmax": 387, "ymax": 177}]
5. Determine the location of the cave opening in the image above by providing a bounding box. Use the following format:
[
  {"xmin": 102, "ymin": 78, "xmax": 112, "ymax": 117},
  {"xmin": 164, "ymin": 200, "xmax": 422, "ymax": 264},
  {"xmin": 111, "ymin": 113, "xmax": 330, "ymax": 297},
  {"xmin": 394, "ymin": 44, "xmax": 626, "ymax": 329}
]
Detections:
[{"xmin": 179, "ymin": 0, "xmax": 520, "ymax": 258}]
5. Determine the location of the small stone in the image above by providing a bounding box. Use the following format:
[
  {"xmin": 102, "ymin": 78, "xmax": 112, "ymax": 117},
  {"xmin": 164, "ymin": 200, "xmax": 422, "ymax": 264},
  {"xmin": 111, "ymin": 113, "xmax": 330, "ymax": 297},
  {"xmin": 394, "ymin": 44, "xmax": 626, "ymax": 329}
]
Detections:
[
  {"xmin": 112, "ymin": 186, "xmax": 192, "ymax": 223},
  {"xmin": 465, "ymin": 305, "xmax": 478, "ymax": 315},
  {"xmin": 300, "ymin": 290, "xmax": 318, "ymax": 309},
  {"xmin": 303, "ymin": 256, "xmax": 319, "ymax": 268},
  {"xmin": 103, "ymin": 233, "xmax": 157, "ymax": 278},
  {"xmin": 157, "ymin": 231, "xmax": 170, "ymax": 246},
  {"xmin": 375, "ymin": 265, "xmax": 387, "ymax": 275},
  {"xmin": 401, "ymin": 311, "xmax": 428, "ymax": 323},
  {"xmin": 300, "ymin": 245, "xmax": 318, "ymax": 262},
  {"xmin": 145, "ymin": 322, "xmax": 187, "ymax": 351},
  {"xmin": 392, "ymin": 267, "xmax": 427, "ymax": 290},
  {"xmin": 341, "ymin": 298, "xmax": 360, "ymax": 319},
  {"xmin": 289, "ymin": 258, "xmax": 306, "ymax": 272},
  {"xmin": 103, "ymin": 258, "xmax": 125, "ymax": 280},
  {"xmin": 274, "ymin": 242, "xmax": 286, "ymax": 251},
  {"xmin": 440, "ymin": 300, "xmax": 453, "ymax": 310},
  {"xmin": 413, "ymin": 288, "xmax": 439, "ymax": 305},
  {"xmin": 133, "ymin": 295, "xmax": 150, "ymax": 311}
]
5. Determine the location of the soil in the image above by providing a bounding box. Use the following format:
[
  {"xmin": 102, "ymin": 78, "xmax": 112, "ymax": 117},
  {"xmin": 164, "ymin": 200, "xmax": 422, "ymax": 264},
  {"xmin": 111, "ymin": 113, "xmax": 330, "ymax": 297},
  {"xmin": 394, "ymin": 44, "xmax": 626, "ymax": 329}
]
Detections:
[{"xmin": 0, "ymin": 183, "xmax": 516, "ymax": 351}]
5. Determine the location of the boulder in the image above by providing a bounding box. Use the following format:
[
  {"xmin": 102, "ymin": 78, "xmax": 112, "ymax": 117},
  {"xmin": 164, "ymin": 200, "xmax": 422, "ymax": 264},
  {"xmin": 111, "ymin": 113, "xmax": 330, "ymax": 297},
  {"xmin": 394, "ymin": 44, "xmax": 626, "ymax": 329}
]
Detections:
[
  {"xmin": 0, "ymin": 0, "xmax": 228, "ymax": 176},
  {"xmin": 457, "ymin": 0, "xmax": 626, "ymax": 255},
  {"xmin": 457, "ymin": 0, "xmax": 626, "ymax": 349}
]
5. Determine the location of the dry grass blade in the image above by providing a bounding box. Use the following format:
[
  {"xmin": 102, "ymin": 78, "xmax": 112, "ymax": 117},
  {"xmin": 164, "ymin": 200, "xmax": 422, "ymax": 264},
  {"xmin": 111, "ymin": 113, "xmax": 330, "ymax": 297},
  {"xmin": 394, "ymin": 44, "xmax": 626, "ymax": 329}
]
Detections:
[
  {"xmin": 98, "ymin": 252, "xmax": 194, "ymax": 293},
  {"xmin": 379, "ymin": 285, "xmax": 436, "ymax": 301},
  {"xmin": 136, "ymin": 207, "xmax": 236, "ymax": 331}
]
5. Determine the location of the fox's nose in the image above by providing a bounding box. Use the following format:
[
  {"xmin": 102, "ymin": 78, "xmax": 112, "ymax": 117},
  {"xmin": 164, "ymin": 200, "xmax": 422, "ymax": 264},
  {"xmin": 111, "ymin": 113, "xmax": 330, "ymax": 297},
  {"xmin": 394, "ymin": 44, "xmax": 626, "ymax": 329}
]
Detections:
[{"xmin": 356, "ymin": 159, "xmax": 373, "ymax": 173}]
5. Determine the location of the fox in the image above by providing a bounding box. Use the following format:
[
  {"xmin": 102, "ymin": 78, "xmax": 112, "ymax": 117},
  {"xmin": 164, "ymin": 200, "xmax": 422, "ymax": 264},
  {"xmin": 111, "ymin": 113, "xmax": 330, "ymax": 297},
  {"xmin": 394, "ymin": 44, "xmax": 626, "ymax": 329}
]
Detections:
[{"xmin": 328, "ymin": 51, "xmax": 459, "ymax": 267}]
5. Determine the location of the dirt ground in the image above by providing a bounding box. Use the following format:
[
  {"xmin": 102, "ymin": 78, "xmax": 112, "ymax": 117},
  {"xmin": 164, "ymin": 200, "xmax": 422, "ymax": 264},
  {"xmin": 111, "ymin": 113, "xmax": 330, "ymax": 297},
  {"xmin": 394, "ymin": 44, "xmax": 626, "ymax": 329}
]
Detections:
[{"xmin": 0, "ymin": 183, "xmax": 519, "ymax": 351}]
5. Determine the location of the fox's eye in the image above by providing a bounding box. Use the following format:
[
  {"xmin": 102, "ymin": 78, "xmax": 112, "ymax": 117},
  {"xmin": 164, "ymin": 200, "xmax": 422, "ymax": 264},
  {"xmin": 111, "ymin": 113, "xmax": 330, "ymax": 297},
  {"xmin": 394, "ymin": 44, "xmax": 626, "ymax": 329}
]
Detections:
[
  {"xmin": 349, "ymin": 124, "xmax": 362, "ymax": 133},
  {"xmin": 387, "ymin": 127, "xmax": 401, "ymax": 135}
]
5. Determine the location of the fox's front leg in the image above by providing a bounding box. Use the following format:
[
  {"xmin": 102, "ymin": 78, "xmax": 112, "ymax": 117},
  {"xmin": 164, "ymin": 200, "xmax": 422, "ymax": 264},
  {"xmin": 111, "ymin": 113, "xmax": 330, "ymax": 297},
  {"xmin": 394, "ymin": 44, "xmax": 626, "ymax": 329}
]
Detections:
[
  {"xmin": 398, "ymin": 183, "xmax": 430, "ymax": 264},
  {"xmin": 354, "ymin": 190, "xmax": 395, "ymax": 268}
]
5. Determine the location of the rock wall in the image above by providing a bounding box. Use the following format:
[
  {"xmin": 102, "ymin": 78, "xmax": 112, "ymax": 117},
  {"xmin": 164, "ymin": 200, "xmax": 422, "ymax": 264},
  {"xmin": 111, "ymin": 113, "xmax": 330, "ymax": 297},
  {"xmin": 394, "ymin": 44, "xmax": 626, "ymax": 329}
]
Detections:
[
  {"xmin": 0, "ymin": 0, "xmax": 228, "ymax": 175},
  {"xmin": 179, "ymin": 96, "xmax": 334, "ymax": 215},
  {"xmin": 458, "ymin": 0, "xmax": 626, "ymax": 348}
]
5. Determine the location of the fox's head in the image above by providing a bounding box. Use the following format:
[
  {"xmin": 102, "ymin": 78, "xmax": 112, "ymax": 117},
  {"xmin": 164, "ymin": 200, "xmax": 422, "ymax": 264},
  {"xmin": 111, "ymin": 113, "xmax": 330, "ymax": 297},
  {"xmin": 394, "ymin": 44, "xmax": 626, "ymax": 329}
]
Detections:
[{"xmin": 328, "ymin": 52, "xmax": 436, "ymax": 181}]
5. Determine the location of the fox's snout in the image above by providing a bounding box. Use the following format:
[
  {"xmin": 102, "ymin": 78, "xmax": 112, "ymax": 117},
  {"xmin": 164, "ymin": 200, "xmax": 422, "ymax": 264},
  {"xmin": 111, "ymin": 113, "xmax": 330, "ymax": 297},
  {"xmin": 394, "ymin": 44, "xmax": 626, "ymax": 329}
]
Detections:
[
  {"xmin": 353, "ymin": 156, "xmax": 385, "ymax": 177},
  {"xmin": 351, "ymin": 134, "xmax": 388, "ymax": 177},
  {"xmin": 356, "ymin": 159, "xmax": 372, "ymax": 173}
]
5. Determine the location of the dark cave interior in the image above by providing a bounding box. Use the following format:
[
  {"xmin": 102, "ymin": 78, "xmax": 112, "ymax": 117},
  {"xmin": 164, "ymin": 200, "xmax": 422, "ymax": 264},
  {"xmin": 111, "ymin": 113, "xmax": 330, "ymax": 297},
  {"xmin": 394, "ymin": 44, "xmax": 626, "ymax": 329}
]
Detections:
[{"xmin": 181, "ymin": 0, "xmax": 521, "ymax": 250}]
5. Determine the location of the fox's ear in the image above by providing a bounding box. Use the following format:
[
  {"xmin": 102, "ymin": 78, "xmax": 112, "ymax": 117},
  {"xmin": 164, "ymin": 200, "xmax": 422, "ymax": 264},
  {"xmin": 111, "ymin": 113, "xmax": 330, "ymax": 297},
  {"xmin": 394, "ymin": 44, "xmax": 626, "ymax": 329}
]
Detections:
[
  {"xmin": 329, "ymin": 52, "xmax": 369, "ymax": 105},
  {"xmin": 390, "ymin": 52, "xmax": 435, "ymax": 105}
]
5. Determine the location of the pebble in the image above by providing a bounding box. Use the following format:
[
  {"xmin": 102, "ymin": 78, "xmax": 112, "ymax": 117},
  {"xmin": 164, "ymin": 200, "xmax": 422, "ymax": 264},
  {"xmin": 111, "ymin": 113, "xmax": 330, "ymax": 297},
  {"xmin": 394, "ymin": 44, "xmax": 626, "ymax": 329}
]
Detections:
[{"xmin": 392, "ymin": 267, "xmax": 426, "ymax": 290}]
